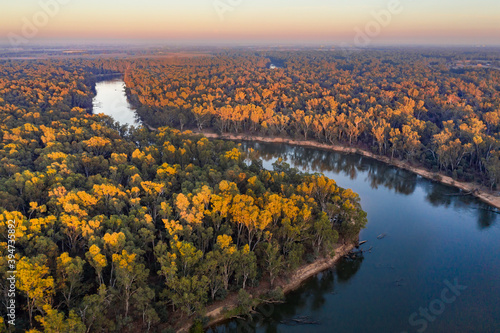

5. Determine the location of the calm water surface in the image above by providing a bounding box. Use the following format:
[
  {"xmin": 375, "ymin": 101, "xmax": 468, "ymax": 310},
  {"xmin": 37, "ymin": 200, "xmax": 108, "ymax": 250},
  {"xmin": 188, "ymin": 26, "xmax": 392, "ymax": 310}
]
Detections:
[
  {"xmin": 93, "ymin": 80, "xmax": 500, "ymax": 333},
  {"xmin": 92, "ymin": 78, "xmax": 140, "ymax": 127}
]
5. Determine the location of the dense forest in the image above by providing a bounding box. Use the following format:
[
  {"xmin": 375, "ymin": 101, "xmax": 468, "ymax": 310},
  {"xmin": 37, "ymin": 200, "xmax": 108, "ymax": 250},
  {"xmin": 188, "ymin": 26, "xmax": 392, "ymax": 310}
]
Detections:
[
  {"xmin": 121, "ymin": 50, "xmax": 500, "ymax": 189},
  {"xmin": 0, "ymin": 59, "xmax": 366, "ymax": 332}
]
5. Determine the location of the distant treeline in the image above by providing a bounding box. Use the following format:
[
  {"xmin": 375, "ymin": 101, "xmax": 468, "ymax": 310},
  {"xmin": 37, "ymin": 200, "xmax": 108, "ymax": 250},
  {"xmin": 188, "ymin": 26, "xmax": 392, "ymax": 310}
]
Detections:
[{"xmin": 122, "ymin": 50, "xmax": 500, "ymax": 189}]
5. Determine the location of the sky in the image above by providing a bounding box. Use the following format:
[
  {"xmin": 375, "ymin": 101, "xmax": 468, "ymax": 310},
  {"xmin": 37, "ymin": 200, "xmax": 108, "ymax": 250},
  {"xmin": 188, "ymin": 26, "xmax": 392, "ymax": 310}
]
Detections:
[{"xmin": 1, "ymin": 0, "xmax": 499, "ymax": 46}]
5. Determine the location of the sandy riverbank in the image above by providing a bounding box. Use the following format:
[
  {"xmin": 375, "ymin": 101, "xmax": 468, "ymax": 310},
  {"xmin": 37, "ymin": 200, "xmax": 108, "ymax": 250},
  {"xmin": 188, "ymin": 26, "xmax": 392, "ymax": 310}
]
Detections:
[
  {"xmin": 198, "ymin": 131, "xmax": 500, "ymax": 210},
  {"xmin": 177, "ymin": 243, "xmax": 355, "ymax": 332}
]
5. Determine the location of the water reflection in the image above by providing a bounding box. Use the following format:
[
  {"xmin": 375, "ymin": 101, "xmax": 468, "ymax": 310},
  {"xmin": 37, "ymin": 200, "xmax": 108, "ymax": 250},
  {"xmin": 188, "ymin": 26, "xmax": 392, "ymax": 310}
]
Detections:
[
  {"xmin": 420, "ymin": 178, "xmax": 499, "ymax": 228},
  {"xmin": 245, "ymin": 142, "xmax": 419, "ymax": 195},
  {"xmin": 210, "ymin": 251, "xmax": 366, "ymax": 333},
  {"xmin": 92, "ymin": 78, "xmax": 141, "ymax": 127},
  {"xmin": 476, "ymin": 207, "xmax": 499, "ymax": 229},
  {"xmin": 336, "ymin": 252, "xmax": 364, "ymax": 283},
  {"xmin": 253, "ymin": 270, "xmax": 337, "ymax": 331},
  {"xmin": 242, "ymin": 141, "xmax": 497, "ymax": 230}
]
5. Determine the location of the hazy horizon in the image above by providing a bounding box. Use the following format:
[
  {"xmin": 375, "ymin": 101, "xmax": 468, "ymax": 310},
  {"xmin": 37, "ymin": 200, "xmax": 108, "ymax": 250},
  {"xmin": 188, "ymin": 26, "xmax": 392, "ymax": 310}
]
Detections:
[{"xmin": 1, "ymin": 0, "xmax": 499, "ymax": 48}]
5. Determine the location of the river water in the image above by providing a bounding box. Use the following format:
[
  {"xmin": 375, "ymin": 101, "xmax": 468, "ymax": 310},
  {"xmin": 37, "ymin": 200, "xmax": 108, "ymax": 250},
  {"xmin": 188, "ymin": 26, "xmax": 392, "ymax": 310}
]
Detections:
[
  {"xmin": 92, "ymin": 78, "xmax": 140, "ymax": 127},
  {"xmin": 93, "ymin": 80, "xmax": 500, "ymax": 333}
]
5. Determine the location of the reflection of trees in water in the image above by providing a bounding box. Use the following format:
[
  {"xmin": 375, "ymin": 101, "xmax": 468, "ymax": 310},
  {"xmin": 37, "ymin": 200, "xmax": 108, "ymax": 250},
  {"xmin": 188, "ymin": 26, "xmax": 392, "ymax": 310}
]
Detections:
[
  {"xmin": 251, "ymin": 270, "xmax": 337, "ymax": 332},
  {"xmin": 422, "ymin": 180, "xmax": 473, "ymax": 208},
  {"xmin": 336, "ymin": 252, "xmax": 364, "ymax": 282},
  {"xmin": 243, "ymin": 141, "xmax": 498, "ymax": 229},
  {"xmin": 308, "ymin": 270, "xmax": 335, "ymax": 311},
  {"xmin": 365, "ymin": 164, "xmax": 417, "ymax": 195},
  {"xmin": 217, "ymin": 268, "xmax": 340, "ymax": 332},
  {"xmin": 420, "ymin": 180, "xmax": 498, "ymax": 229},
  {"xmin": 476, "ymin": 207, "xmax": 498, "ymax": 229},
  {"xmin": 244, "ymin": 142, "xmax": 418, "ymax": 195},
  {"xmin": 231, "ymin": 254, "xmax": 364, "ymax": 332}
]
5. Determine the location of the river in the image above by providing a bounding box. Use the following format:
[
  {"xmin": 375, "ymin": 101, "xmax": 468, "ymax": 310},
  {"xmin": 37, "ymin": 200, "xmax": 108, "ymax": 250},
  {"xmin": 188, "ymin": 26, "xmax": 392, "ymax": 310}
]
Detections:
[
  {"xmin": 92, "ymin": 77, "xmax": 140, "ymax": 127},
  {"xmin": 93, "ymin": 79, "xmax": 500, "ymax": 333}
]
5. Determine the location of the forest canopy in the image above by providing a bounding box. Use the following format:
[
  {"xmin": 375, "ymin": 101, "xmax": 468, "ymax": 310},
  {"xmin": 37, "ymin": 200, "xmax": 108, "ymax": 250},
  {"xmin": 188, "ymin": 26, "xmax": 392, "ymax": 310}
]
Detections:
[
  {"xmin": 121, "ymin": 50, "xmax": 500, "ymax": 188},
  {"xmin": 0, "ymin": 58, "xmax": 366, "ymax": 332}
]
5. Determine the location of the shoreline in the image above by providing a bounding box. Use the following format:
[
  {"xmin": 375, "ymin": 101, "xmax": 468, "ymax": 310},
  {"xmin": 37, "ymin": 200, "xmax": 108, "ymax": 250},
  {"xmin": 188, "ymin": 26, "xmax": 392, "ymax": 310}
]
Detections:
[
  {"xmin": 177, "ymin": 243, "xmax": 355, "ymax": 332},
  {"xmin": 197, "ymin": 131, "xmax": 500, "ymax": 210}
]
